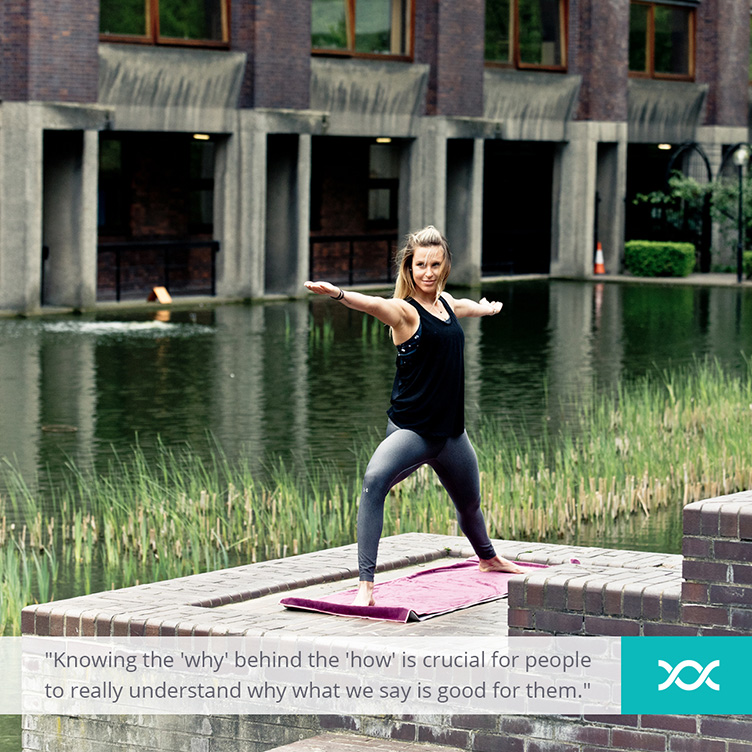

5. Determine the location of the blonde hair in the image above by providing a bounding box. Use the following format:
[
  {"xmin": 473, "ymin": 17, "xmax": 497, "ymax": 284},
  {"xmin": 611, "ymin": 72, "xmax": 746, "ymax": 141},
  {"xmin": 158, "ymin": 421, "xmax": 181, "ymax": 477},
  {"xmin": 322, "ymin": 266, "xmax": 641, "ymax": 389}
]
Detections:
[{"xmin": 393, "ymin": 225, "xmax": 452, "ymax": 300}]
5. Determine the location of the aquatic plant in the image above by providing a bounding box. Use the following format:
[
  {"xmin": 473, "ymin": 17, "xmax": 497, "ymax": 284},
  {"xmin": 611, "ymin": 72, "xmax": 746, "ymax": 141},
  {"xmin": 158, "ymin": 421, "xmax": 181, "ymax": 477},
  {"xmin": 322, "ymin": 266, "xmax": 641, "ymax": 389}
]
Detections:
[{"xmin": 2, "ymin": 356, "xmax": 752, "ymax": 634}]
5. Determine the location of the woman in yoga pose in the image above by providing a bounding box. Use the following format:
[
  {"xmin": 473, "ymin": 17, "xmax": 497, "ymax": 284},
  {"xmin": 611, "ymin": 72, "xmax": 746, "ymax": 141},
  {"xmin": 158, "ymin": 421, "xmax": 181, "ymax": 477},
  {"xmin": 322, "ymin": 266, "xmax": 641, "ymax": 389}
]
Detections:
[{"xmin": 305, "ymin": 225, "xmax": 522, "ymax": 607}]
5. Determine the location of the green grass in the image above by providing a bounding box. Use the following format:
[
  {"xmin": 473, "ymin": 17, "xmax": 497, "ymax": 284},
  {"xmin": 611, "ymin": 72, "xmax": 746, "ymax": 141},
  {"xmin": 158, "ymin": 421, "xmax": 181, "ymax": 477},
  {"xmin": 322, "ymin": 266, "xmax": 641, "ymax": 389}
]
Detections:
[{"xmin": 2, "ymin": 356, "xmax": 752, "ymax": 634}]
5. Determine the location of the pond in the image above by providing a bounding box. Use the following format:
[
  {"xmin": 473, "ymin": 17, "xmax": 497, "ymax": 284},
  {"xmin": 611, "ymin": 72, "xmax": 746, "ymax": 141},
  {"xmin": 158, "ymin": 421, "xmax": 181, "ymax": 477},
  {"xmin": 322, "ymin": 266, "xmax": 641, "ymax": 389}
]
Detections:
[{"xmin": 1, "ymin": 279, "xmax": 751, "ymax": 557}]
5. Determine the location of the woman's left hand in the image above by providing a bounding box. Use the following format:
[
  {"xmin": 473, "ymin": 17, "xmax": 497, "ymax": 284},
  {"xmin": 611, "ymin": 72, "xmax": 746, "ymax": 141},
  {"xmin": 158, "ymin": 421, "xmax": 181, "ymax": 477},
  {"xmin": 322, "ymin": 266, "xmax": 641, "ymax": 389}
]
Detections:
[{"xmin": 479, "ymin": 297, "xmax": 503, "ymax": 316}]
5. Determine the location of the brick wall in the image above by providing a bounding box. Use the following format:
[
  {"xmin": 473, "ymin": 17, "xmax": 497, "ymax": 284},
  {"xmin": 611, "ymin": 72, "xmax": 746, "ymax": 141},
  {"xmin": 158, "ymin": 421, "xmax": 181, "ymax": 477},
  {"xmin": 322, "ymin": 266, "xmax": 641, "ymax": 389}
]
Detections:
[
  {"xmin": 506, "ymin": 493, "xmax": 752, "ymax": 638},
  {"xmin": 231, "ymin": 0, "xmax": 255, "ymax": 108},
  {"xmin": 0, "ymin": 0, "xmax": 30, "ymax": 101},
  {"xmin": 571, "ymin": 0, "xmax": 629, "ymax": 122},
  {"xmin": 415, "ymin": 0, "xmax": 484, "ymax": 117},
  {"xmin": 0, "ymin": 0, "xmax": 99, "ymax": 102},
  {"xmin": 682, "ymin": 496, "xmax": 752, "ymax": 632},
  {"xmin": 319, "ymin": 713, "xmax": 752, "ymax": 752},
  {"xmin": 249, "ymin": 0, "xmax": 310, "ymax": 110},
  {"xmin": 695, "ymin": 0, "xmax": 749, "ymax": 128}
]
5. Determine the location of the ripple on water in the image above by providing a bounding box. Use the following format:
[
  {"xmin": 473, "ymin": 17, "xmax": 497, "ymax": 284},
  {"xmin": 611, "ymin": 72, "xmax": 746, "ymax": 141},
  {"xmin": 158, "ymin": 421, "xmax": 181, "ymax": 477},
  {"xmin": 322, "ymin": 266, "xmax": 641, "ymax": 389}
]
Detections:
[{"xmin": 1, "ymin": 319, "xmax": 215, "ymax": 339}]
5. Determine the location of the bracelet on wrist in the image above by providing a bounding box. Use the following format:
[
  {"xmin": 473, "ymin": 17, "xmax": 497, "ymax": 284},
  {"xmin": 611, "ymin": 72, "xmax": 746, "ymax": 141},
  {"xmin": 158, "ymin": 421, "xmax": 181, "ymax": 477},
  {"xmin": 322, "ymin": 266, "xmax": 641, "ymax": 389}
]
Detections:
[{"xmin": 331, "ymin": 289, "xmax": 345, "ymax": 301}]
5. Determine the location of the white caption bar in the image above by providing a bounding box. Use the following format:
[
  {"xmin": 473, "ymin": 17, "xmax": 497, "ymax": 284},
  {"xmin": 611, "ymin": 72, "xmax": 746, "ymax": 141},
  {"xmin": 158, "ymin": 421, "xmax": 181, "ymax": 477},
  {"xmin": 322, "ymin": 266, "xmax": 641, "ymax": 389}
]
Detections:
[{"xmin": 10, "ymin": 634, "xmax": 621, "ymax": 716}]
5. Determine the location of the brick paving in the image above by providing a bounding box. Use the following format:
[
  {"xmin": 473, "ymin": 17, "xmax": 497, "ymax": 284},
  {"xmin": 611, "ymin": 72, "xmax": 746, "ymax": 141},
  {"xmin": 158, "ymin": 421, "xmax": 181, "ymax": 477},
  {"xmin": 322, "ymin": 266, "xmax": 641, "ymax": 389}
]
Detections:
[{"xmin": 22, "ymin": 531, "xmax": 681, "ymax": 638}]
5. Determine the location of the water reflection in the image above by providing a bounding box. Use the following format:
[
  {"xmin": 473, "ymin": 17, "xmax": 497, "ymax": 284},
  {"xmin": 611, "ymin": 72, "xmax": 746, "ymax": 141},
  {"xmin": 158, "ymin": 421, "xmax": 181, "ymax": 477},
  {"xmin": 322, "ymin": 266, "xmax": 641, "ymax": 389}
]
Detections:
[{"xmin": 0, "ymin": 280, "xmax": 750, "ymax": 555}]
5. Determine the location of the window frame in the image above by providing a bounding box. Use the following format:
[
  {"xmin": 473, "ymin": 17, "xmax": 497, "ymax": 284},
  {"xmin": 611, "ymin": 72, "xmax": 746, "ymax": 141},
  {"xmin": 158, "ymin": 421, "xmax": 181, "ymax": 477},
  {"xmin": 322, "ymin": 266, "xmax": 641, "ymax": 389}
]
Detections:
[
  {"xmin": 628, "ymin": 0, "xmax": 696, "ymax": 81},
  {"xmin": 311, "ymin": 0, "xmax": 415, "ymax": 62},
  {"xmin": 484, "ymin": 0, "xmax": 569, "ymax": 73},
  {"xmin": 99, "ymin": 0, "xmax": 231, "ymax": 49}
]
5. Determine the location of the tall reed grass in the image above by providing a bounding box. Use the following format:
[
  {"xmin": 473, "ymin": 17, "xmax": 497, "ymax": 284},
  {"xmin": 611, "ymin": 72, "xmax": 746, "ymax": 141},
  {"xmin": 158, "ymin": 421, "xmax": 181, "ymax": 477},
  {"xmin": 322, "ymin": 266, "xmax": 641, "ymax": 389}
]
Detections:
[{"xmin": 2, "ymin": 356, "xmax": 751, "ymax": 634}]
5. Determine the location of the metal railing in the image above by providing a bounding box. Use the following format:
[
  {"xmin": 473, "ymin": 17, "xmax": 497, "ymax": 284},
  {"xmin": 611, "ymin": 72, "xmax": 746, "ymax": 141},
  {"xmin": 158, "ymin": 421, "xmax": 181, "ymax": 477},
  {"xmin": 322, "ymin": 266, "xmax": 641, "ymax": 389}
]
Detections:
[
  {"xmin": 97, "ymin": 239, "xmax": 220, "ymax": 301},
  {"xmin": 309, "ymin": 233, "xmax": 397, "ymax": 285}
]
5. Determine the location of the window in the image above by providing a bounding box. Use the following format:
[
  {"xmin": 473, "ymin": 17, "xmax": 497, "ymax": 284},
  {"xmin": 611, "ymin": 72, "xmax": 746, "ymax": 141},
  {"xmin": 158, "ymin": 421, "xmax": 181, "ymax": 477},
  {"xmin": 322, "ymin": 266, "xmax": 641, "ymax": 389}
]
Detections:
[
  {"xmin": 367, "ymin": 141, "xmax": 400, "ymax": 228},
  {"xmin": 485, "ymin": 0, "xmax": 567, "ymax": 70},
  {"xmin": 100, "ymin": 0, "xmax": 229, "ymax": 47},
  {"xmin": 189, "ymin": 139, "xmax": 215, "ymax": 235},
  {"xmin": 312, "ymin": 0, "xmax": 411, "ymax": 58},
  {"xmin": 629, "ymin": 1, "xmax": 694, "ymax": 79}
]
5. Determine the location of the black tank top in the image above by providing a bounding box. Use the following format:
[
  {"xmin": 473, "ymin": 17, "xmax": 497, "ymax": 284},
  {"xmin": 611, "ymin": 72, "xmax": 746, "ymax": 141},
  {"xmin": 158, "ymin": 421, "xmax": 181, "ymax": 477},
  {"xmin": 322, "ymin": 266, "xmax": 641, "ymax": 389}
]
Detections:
[{"xmin": 387, "ymin": 296, "xmax": 465, "ymax": 438}]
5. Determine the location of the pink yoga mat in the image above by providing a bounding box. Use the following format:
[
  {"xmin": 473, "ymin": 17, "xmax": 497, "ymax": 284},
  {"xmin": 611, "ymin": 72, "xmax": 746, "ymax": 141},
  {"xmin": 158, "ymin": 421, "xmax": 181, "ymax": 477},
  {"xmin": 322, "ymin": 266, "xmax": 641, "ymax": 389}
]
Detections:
[{"xmin": 280, "ymin": 557, "xmax": 546, "ymax": 623}]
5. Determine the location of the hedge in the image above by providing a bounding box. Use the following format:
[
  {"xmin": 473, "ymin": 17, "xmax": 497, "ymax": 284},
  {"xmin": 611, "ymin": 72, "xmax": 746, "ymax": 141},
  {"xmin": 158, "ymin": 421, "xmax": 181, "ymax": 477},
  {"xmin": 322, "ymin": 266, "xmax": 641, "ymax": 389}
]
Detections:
[
  {"xmin": 745, "ymin": 250, "xmax": 752, "ymax": 280},
  {"xmin": 624, "ymin": 240, "xmax": 696, "ymax": 278}
]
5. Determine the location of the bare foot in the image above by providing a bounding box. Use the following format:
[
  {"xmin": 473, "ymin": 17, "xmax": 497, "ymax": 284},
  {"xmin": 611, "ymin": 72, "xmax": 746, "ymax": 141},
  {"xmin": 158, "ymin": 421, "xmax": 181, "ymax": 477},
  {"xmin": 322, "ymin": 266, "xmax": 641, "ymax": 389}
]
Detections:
[
  {"xmin": 478, "ymin": 556, "xmax": 524, "ymax": 574},
  {"xmin": 352, "ymin": 580, "xmax": 375, "ymax": 607}
]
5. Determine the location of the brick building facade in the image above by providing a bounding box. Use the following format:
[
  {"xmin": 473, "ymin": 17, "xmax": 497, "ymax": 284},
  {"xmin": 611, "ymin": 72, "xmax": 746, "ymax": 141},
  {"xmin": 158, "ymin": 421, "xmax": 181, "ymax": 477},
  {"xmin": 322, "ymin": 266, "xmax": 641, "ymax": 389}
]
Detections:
[{"xmin": 0, "ymin": 0, "xmax": 749, "ymax": 311}]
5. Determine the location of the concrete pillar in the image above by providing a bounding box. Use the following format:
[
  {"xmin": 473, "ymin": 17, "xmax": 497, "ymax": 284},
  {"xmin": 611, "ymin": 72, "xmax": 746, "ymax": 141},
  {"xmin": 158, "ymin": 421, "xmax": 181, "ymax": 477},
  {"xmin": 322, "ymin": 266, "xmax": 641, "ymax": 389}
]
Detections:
[
  {"xmin": 445, "ymin": 138, "xmax": 483, "ymax": 286},
  {"xmin": 41, "ymin": 130, "xmax": 98, "ymax": 309},
  {"xmin": 214, "ymin": 115, "xmax": 266, "ymax": 299},
  {"xmin": 405, "ymin": 119, "xmax": 447, "ymax": 234},
  {"xmin": 297, "ymin": 134, "xmax": 312, "ymax": 289},
  {"xmin": 550, "ymin": 123, "xmax": 598, "ymax": 278},
  {"xmin": 0, "ymin": 103, "xmax": 44, "ymax": 312},
  {"xmin": 264, "ymin": 133, "xmax": 311, "ymax": 295},
  {"xmin": 595, "ymin": 139, "xmax": 627, "ymax": 274}
]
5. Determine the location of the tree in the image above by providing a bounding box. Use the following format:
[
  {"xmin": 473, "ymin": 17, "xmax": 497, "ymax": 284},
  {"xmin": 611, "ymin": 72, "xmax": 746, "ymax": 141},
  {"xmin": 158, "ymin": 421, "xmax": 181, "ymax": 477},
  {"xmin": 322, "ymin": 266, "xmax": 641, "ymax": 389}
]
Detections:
[{"xmin": 634, "ymin": 170, "xmax": 752, "ymax": 269}]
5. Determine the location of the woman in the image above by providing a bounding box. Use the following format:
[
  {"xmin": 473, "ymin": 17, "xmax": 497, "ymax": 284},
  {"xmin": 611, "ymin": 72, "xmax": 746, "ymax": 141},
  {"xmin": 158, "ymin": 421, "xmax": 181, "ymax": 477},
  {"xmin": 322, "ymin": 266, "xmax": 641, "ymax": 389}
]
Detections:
[{"xmin": 305, "ymin": 226, "xmax": 522, "ymax": 607}]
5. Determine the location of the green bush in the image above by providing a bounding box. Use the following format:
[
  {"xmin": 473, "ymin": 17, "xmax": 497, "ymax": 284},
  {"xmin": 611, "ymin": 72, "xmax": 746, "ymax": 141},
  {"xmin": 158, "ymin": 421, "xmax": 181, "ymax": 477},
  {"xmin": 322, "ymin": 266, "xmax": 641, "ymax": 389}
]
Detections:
[
  {"xmin": 745, "ymin": 250, "xmax": 752, "ymax": 280},
  {"xmin": 624, "ymin": 240, "xmax": 696, "ymax": 278}
]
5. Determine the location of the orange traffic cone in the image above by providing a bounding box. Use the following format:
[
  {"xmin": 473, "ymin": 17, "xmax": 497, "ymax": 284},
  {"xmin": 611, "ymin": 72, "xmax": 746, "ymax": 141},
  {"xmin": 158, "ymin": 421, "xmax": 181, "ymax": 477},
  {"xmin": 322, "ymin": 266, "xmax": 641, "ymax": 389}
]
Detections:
[{"xmin": 594, "ymin": 242, "xmax": 605, "ymax": 275}]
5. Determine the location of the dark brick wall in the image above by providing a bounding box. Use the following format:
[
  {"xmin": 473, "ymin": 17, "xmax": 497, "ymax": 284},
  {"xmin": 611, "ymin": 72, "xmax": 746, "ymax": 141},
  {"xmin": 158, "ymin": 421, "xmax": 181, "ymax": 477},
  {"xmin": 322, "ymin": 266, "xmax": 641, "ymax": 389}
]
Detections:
[
  {"xmin": 320, "ymin": 714, "xmax": 752, "ymax": 752},
  {"xmin": 97, "ymin": 133, "xmax": 215, "ymax": 299},
  {"xmin": 0, "ymin": 0, "xmax": 30, "ymax": 101},
  {"xmin": 231, "ymin": 0, "xmax": 255, "ymax": 108},
  {"xmin": 413, "ymin": 0, "xmax": 438, "ymax": 114},
  {"xmin": 245, "ymin": 0, "xmax": 310, "ymax": 110},
  {"xmin": 696, "ymin": 0, "xmax": 749, "ymax": 128},
  {"xmin": 415, "ymin": 0, "xmax": 484, "ymax": 117},
  {"xmin": 309, "ymin": 137, "xmax": 396, "ymax": 284},
  {"xmin": 311, "ymin": 137, "xmax": 370, "ymax": 236},
  {"xmin": 507, "ymin": 496, "xmax": 752, "ymax": 637},
  {"xmin": 682, "ymin": 497, "xmax": 752, "ymax": 632},
  {"xmin": 0, "ymin": 0, "xmax": 99, "ymax": 102},
  {"xmin": 571, "ymin": 0, "xmax": 629, "ymax": 122}
]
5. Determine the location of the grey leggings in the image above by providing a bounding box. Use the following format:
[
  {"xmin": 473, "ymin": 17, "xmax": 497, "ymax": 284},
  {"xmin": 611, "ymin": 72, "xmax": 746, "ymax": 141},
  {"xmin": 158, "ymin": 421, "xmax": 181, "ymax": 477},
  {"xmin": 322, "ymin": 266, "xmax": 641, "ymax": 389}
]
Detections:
[{"xmin": 357, "ymin": 419, "xmax": 497, "ymax": 581}]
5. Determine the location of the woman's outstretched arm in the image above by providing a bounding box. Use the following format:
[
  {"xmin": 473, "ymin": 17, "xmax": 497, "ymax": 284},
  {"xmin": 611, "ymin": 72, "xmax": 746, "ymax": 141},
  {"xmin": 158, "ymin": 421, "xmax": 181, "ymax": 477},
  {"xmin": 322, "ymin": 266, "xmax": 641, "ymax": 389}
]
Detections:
[
  {"xmin": 442, "ymin": 291, "xmax": 503, "ymax": 319},
  {"xmin": 304, "ymin": 281, "xmax": 415, "ymax": 334}
]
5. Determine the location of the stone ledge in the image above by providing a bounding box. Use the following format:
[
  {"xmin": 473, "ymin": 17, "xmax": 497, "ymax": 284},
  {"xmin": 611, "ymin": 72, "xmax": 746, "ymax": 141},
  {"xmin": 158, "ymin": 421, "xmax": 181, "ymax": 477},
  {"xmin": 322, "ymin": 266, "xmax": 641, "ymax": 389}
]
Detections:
[{"xmin": 270, "ymin": 733, "xmax": 451, "ymax": 752}]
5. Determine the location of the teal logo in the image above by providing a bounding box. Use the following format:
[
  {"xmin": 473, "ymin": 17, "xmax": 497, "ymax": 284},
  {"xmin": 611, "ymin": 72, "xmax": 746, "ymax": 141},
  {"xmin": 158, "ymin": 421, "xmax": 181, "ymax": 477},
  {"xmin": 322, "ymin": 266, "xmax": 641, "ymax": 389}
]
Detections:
[{"xmin": 621, "ymin": 637, "xmax": 751, "ymax": 714}]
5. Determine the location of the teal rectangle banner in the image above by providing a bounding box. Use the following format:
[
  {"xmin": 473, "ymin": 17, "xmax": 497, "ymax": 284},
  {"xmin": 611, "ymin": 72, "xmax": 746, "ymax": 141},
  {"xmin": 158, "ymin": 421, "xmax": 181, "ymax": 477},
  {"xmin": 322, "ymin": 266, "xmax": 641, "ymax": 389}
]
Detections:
[{"xmin": 621, "ymin": 637, "xmax": 752, "ymax": 714}]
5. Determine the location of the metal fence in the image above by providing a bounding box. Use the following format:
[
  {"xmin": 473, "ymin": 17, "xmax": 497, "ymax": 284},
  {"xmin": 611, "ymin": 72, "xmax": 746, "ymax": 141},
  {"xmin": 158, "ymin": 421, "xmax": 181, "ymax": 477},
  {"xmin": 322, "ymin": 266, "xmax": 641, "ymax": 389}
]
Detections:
[
  {"xmin": 97, "ymin": 239, "xmax": 220, "ymax": 301},
  {"xmin": 309, "ymin": 233, "xmax": 397, "ymax": 285}
]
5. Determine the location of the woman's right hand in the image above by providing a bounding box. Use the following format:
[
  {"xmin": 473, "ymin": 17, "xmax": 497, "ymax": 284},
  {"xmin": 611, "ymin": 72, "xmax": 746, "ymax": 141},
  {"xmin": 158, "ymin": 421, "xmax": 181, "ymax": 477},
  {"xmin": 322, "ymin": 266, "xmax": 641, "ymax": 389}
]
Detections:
[{"xmin": 304, "ymin": 281, "xmax": 341, "ymax": 298}]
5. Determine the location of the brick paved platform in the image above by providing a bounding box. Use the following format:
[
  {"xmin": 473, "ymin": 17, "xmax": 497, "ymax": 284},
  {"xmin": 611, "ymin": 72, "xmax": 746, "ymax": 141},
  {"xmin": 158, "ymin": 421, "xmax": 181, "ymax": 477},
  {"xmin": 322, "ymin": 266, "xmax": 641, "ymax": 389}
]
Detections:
[
  {"xmin": 22, "ymin": 495, "xmax": 752, "ymax": 752},
  {"xmin": 21, "ymin": 532, "xmax": 681, "ymax": 638}
]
